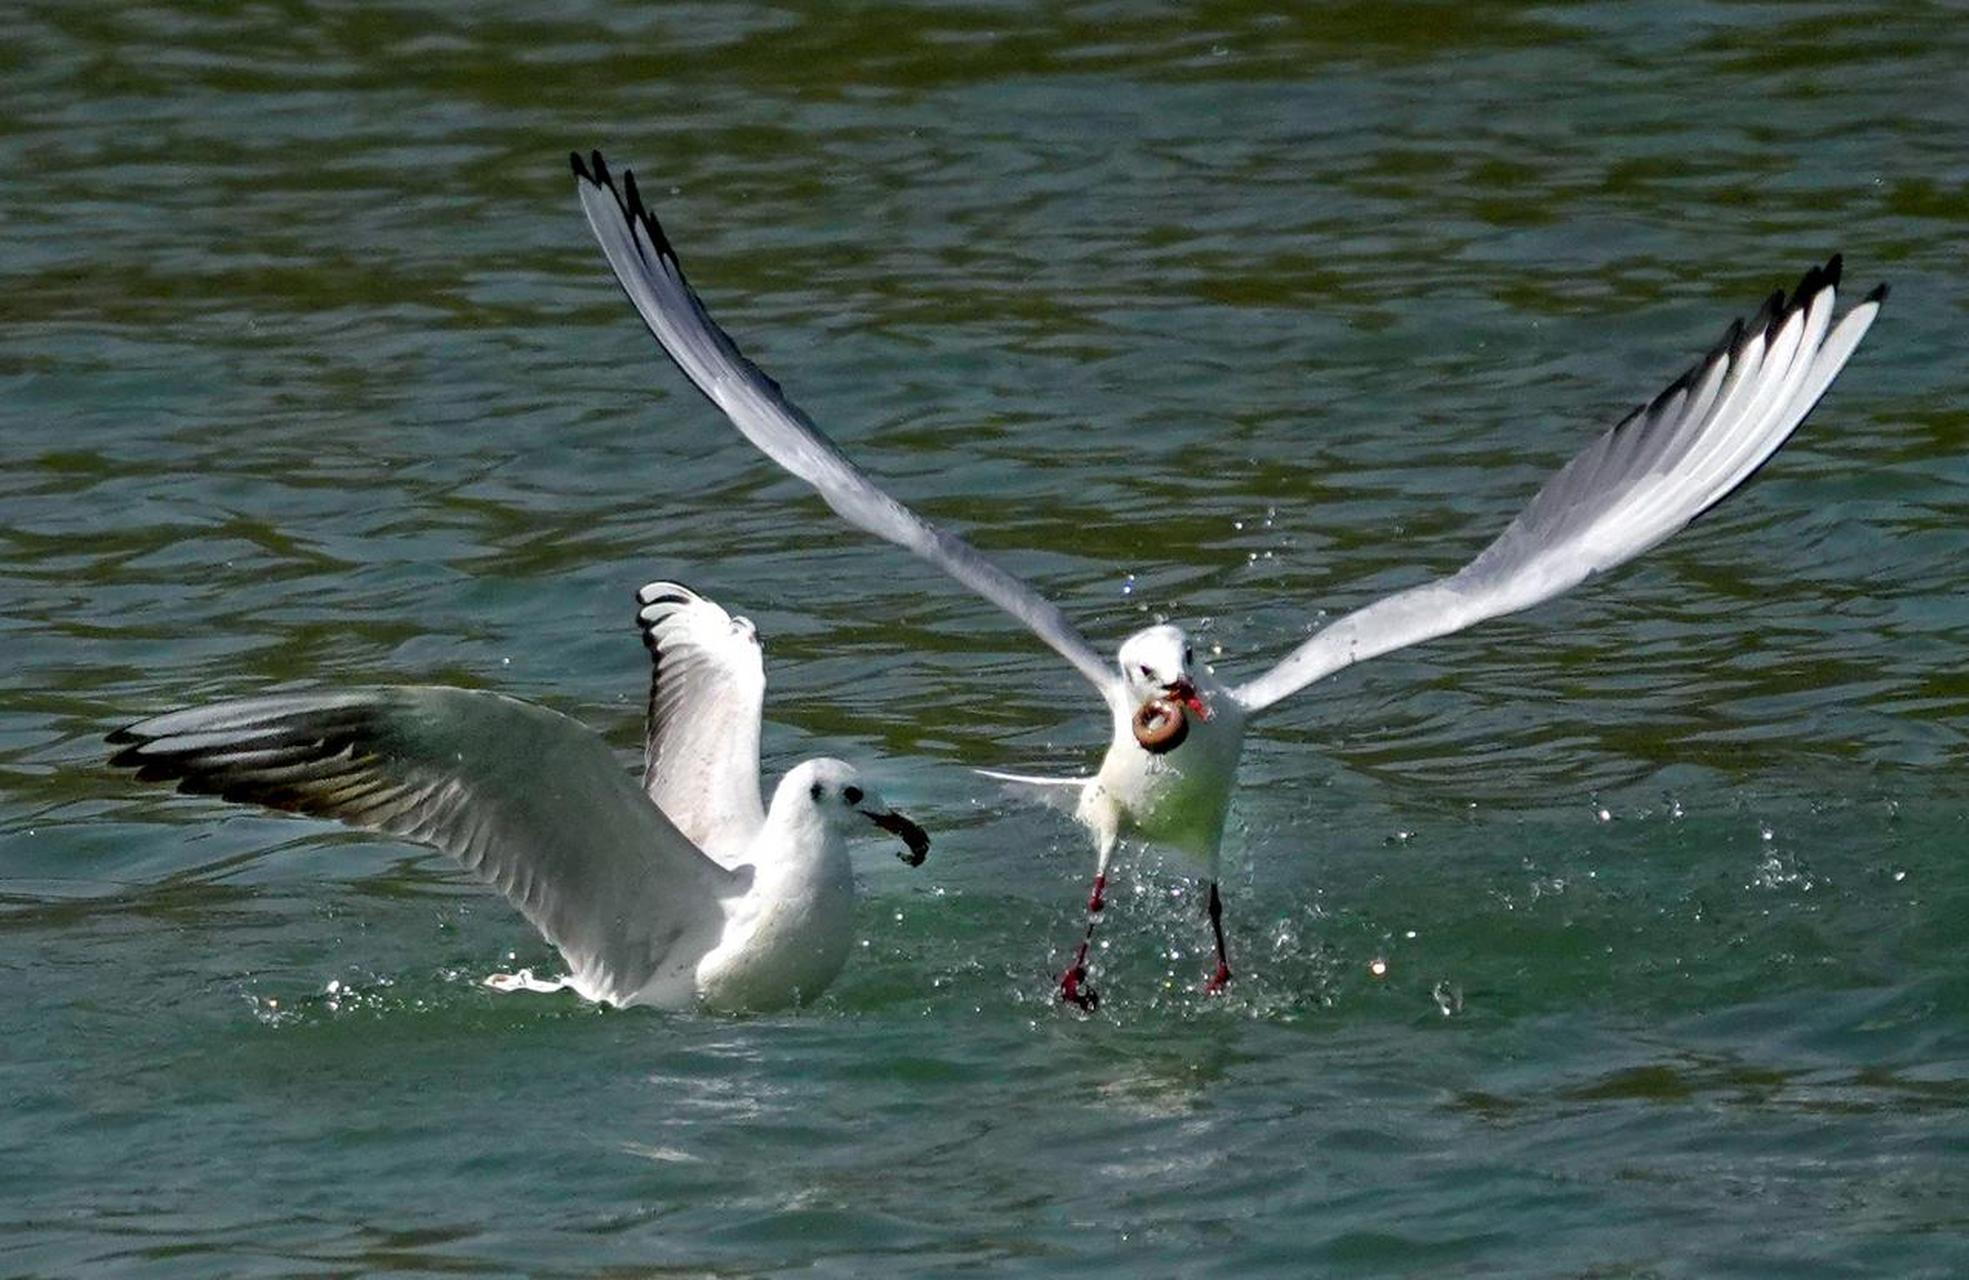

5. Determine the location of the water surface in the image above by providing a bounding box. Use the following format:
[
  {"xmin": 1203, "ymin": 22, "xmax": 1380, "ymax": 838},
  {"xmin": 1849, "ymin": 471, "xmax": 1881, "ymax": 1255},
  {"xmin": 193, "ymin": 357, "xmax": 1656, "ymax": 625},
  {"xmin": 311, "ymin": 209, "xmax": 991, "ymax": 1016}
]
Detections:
[{"xmin": 4, "ymin": 2, "xmax": 1969, "ymax": 1274}]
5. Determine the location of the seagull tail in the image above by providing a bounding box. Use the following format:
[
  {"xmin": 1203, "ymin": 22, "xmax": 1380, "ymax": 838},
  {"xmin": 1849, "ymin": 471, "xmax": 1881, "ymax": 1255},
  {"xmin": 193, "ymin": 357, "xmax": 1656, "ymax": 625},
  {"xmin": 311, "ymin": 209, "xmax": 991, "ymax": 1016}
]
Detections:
[{"xmin": 974, "ymin": 768, "xmax": 1089, "ymax": 816}]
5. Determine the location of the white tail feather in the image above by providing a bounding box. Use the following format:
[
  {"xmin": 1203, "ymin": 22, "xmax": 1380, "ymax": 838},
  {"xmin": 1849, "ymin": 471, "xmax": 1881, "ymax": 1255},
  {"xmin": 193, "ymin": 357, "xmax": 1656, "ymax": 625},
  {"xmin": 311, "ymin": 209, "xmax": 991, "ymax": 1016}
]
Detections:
[{"xmin": 974, "ymin": 768, "xmax": 1089, "ymax": 816}]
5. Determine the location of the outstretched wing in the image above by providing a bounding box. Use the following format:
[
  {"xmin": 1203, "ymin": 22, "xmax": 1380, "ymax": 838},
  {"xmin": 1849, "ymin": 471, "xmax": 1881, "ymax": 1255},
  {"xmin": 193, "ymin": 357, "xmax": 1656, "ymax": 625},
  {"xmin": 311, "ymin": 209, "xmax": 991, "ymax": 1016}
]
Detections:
[
  {"xmin": 635, "ymin": 581, "xmax": 766, "ymax": 861},
  {"xmin": 572, "ymin": 150, "xmax": 1123, "ymax": 715},
  {"xmin": 108, "ymin": 688, "xmax": 746, "ymax": 1005},
  {"xmin": 1235, "ymin": 258, "xmax": 1886, "ymax": 714}
]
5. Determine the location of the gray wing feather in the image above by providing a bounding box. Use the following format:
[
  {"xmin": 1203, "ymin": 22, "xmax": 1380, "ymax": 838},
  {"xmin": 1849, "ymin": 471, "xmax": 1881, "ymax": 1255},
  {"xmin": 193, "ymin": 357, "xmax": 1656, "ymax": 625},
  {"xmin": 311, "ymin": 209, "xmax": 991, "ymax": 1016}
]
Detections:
[
  {"xmin": 1236, "ymin": 260, "xmax": 1886, "ymax": 714},
  {"xmin": 108, "ymin": 688, "xmax": 744, "ymax": 1004},
  {"xmin": 635, "ymin": 582, "xmax": 767, "ymax": 861},
  {"xmin": 572, "ymin": 151, "xmax": 1123, "ymax": 713}
]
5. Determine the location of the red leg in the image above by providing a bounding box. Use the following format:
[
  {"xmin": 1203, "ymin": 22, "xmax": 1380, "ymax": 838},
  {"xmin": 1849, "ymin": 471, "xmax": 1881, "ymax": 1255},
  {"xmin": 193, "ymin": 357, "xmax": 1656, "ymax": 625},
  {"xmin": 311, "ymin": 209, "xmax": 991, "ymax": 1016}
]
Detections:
[
  {"xmin": 1056, "ymin": 873, "xmax": 1106, "ymax": 1011},
  {"xmin": 1203, "ymin": 880, "xmax": 1232, "ymax": 994}
]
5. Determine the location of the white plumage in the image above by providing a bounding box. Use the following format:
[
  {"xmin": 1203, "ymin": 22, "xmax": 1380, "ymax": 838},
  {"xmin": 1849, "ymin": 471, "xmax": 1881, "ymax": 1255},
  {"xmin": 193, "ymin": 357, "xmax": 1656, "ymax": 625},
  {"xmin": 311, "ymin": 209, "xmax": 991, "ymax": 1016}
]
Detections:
[
  {"xmin": 110, "ymin": 582, "xmax": 929, "ymax": 1012},
  {"xmin": 573, "ymin": 148, "xmax": 1884, "ymax": 1008}
]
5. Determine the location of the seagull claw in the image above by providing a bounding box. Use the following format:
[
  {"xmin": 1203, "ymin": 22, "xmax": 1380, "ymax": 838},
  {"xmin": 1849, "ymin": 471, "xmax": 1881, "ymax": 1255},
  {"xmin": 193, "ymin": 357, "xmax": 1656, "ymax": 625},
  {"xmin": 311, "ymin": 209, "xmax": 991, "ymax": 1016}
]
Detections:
[
  {"xmin": 1058, "ymin": 962, "xmax": 1100, "ymax": 1012},
  {"xmin": 1202, "ymin": 961, "xmax": 1232, "ymax": 996}
]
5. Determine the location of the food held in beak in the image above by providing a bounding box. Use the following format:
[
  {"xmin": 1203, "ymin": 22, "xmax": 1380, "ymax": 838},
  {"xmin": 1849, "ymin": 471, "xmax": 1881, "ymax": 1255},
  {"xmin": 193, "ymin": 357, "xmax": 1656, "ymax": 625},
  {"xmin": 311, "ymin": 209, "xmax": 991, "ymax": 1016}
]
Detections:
[
  {"xmin": 865, "ymin": 809, "xmax": 931, "ymax": 866},
  {"xmin": 1132, "ymin": 696, "xmax": 1188, "ymax": 753}
]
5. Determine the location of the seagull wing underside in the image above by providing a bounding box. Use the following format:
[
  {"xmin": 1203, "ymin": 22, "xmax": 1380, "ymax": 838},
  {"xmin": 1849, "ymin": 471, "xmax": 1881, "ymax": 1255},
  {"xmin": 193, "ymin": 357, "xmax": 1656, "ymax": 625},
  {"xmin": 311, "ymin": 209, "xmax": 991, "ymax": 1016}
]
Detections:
[
  {"xmin": 573, "ymin": 150, "xmax": 1123, "ymax": 716},
  {"xmin": 1235, "ymin": 258, "xmax": 1886, "ymax": 715},
  {"xmin": 635, "ymin": 581, "xmax": 767, "ymax": 862},
  {"xmin": 108, "ymin": 688, "xmax": 745, "ymax": 1005}
]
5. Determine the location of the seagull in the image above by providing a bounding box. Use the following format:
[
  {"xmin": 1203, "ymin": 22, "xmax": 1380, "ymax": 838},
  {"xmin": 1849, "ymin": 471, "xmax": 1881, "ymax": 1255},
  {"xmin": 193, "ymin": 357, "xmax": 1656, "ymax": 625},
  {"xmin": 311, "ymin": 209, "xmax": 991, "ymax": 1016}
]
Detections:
[
  {"xmin": 107, "ymin": 581, "xmax": 930, "ymax": 1012},
  {"xmin": 571, "ymin": 149, "xmax": 1886, "ymax": 1010}
]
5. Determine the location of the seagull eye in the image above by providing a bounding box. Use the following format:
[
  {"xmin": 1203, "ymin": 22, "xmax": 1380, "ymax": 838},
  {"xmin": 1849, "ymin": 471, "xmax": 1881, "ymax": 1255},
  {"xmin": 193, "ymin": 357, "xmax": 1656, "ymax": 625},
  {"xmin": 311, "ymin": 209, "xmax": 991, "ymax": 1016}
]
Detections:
[
  {"xmin": 809, "ymin": 782, "xmax": 824, "ymax": 802},
  {"xmin": 844, "ymin": 785, "xmax": 863, "ymax": 806},
  {"xmin": 1138, "ymin": 665, "xmax": 1155, "ymax": 680}
]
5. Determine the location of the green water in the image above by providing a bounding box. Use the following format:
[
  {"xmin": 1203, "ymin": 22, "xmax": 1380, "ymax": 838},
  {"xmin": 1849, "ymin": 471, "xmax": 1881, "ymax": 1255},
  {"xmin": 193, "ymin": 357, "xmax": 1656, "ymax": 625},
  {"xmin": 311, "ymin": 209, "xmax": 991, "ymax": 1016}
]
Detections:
[{"xmin": 5, "ymin": 1, "xmax": 1968, "ymax": 1274}]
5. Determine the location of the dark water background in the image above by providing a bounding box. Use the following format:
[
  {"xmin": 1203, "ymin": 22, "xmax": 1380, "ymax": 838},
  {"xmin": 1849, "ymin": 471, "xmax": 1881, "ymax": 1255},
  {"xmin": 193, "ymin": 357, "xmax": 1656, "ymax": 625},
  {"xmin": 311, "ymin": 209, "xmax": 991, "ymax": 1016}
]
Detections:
[{"xmin": 4, "ymin": 2, "xmax": 1968, "ymax": 1274}]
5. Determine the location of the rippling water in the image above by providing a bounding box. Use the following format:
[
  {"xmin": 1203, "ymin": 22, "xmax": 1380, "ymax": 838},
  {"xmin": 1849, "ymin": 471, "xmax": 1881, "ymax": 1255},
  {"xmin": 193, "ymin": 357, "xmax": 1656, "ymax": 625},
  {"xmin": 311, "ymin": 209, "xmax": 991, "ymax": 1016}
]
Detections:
[{"xmin": 5, "ymin": 2, "xmax": 1969, "ymax": 1274}]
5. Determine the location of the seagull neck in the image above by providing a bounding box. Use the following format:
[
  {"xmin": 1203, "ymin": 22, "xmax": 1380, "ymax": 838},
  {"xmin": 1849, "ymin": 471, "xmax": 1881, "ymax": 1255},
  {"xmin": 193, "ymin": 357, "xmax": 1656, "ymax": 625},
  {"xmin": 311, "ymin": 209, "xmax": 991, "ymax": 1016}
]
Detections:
[{"xmin": 757, "ymin": 779, "xmax": 850, "ymax": 888}]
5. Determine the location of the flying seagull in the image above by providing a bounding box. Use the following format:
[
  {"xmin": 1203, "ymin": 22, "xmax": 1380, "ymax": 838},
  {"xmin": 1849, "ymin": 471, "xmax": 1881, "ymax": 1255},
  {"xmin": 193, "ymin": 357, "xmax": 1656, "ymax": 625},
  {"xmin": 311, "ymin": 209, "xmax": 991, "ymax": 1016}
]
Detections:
[
  {"xmin": 108, "ymin": 581, "xmax": 930, "ymax": 1012},
  {"xmin": 572, "ymin": 148, "xmax": 1885, "ymax": 1010}
]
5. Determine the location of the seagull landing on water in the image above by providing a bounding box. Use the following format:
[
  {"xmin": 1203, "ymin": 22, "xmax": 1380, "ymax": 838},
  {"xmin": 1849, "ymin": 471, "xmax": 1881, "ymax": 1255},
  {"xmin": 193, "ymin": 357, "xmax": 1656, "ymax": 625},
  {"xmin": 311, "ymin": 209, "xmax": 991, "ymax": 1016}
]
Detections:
[
  {"xmin": 107, "ymin": 582, "xmax": 929, "ymax": 1013},
  {"xmin": 572, "ymin": 148, "xmax": 1886, "ymax": 1011}
]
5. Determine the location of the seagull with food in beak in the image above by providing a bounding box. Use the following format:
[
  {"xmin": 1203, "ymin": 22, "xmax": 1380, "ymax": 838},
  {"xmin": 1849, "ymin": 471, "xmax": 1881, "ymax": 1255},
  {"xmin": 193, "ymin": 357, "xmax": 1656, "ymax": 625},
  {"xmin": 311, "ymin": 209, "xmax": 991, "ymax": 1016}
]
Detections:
[
  {"xmin": 571, "ymin": 148, "xmax": 1885, "ymax": 1011},
  {"xmin": 108, "ymin": 581, "xmax": 929, "ymax": 1013}
]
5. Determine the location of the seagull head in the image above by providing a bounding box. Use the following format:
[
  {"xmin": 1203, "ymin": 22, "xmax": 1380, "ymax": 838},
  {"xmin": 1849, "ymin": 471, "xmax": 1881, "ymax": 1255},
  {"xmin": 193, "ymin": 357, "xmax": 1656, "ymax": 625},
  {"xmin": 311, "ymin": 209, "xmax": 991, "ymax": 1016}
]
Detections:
[
  {"xmin": 790, "ymin": 759, "xmax": 930, "ymax": 866},
  {"xmin": 1117, "ymin": 624, "xmax": 1210, "ymax": 719}
]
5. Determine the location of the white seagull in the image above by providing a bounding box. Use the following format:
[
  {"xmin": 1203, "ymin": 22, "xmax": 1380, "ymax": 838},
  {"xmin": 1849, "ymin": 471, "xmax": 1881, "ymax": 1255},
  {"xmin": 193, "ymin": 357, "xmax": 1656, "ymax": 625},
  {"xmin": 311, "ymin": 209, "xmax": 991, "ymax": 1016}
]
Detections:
[
  {"xmin": 572, "ymin": 149, "xmax": 1886, "ymax": 1010},
  {"xmin": 108, "ymin": 581, "xmax": 930, "ymax": 1012}
]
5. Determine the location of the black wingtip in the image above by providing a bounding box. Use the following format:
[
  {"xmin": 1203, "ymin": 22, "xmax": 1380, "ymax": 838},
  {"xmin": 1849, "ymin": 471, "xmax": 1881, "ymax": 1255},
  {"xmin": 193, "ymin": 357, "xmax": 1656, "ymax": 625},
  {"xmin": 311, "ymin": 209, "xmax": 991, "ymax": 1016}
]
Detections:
[
  {"xmin": 629, "ymin": 170, "xmax": 679, "ymax": 260},
  {"xmin": 635, "ymin": 582, "xmax": 699, "ymax": 611},
  {"xmin": 572, "ymin": 148, "xmax": 683, "ymax": 263},
  {"xmin": 1647, "ymin": 365, "xmax": 1695, "ymax": 418},
  {"xmin": 107, "ymin": 740, "xmax": 153, "ymax": 771},
  {"xmin": 1752, "ymin": 287, "xmax": 1786, "ymax": 340},
  {"xmin": 635, "ymin": 583, "xmax": 703, "ymax": 654},
  {"xmin": 1824, "ymin": 252, "xmax": 1843, "ymax": 289},
  {"xmin": 1865, "ymin": 281, "xmax": 1890, "ymax": 305}
]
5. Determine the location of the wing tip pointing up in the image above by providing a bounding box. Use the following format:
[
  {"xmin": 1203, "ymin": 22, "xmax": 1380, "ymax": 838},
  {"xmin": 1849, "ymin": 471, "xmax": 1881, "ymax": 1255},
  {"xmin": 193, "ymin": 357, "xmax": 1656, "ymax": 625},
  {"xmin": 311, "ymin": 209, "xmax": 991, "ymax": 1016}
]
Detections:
[
  {"xmin": 1701, "ymin": 252, "xmax": 1860, "ymax": 371},
  {"xmin": 573, "ymin": 146, "xmax": 680, "ymax": 264},
  {"xmin": 636, "ymin": 580, "xmax": 729, "ymax": 654}
]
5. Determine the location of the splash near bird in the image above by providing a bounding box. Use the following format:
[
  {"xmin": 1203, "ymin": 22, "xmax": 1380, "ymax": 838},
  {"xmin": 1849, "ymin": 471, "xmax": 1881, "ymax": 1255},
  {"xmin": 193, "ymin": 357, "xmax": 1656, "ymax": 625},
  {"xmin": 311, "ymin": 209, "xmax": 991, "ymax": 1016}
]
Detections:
[{"xmin": 572, "ymin": 149, "xmax": 1884, "ymax": 1010}]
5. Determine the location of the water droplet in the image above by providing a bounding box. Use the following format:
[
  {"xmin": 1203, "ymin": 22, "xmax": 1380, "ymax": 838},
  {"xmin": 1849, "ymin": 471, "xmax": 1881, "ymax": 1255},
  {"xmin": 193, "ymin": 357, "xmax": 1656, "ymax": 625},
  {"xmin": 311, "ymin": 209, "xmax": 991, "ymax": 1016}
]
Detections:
[
  {"xmin": 1368, "ymin": 957, "xmax": 1388, "ymax": 978},
  {"xmin": 1596, "ymin": 807, "xmax": 1612, "ymax": 823}
]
